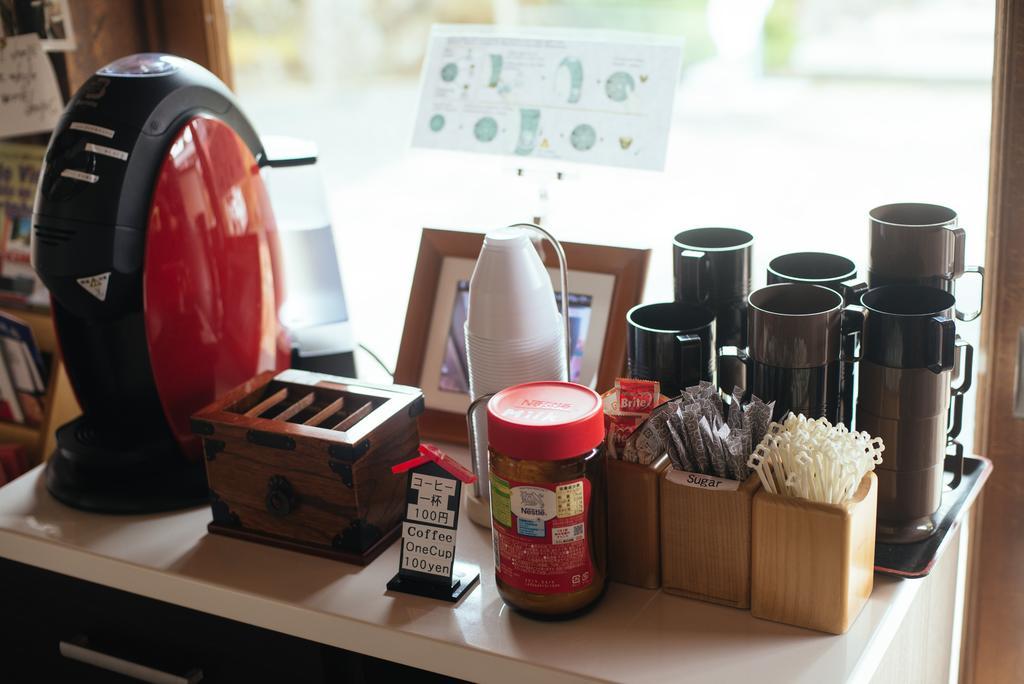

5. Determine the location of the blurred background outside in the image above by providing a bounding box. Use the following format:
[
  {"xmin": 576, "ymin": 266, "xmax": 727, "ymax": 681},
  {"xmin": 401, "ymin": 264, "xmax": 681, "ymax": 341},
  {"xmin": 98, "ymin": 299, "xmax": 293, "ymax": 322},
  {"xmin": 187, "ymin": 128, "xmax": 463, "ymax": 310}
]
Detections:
[{"xmin": 226, "ymin": 0, "xmax": 994, "ymax": 454}]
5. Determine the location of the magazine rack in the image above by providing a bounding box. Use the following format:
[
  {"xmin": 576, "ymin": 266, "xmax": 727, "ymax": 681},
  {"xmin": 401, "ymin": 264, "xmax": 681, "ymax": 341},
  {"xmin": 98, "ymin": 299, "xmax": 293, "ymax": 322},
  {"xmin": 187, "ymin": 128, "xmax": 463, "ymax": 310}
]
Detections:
[{"xmin": 0, "ymin": 303, "xmax": 78, "ymax": 467}]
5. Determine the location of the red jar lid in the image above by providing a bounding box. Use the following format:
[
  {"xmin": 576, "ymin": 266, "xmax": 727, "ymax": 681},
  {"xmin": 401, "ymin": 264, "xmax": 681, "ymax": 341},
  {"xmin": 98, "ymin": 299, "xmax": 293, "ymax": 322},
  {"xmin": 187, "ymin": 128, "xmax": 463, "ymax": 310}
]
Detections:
[{"xmin": 486, "ymin": 381, "xmax": 605, "ymax": 461}]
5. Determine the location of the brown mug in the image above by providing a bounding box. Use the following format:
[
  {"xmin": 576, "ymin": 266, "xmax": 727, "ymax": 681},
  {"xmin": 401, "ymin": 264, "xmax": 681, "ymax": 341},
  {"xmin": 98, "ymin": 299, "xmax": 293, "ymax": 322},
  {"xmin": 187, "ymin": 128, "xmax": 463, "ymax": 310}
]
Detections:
[
  {"xmin": 856, "ymin": 286, "xmax": 973, "ymax": 543},
  {"xmin": 766, "ymin": 252, "xmax": 867, "ymax": 427},
  {"xmin": 857, "ymin": 364, "xmax": 967, "ymax": 472},
  {"xmin": 719, "ymin": 283, "xmax": 862, "ymax": 424},
  {"xmin": 868, "ymin": 203, "xmax": 984, "ymax": 321},
  {"xmin": 859, "ymin": 402, "xmax": 965, "ymax": 543}
]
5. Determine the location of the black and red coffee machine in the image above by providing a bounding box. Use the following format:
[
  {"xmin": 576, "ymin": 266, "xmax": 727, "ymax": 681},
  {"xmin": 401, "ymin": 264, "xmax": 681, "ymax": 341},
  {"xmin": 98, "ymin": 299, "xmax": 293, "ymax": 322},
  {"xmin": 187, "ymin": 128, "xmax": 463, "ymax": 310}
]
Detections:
[{"xmin": 33, "ymin": 54, "xmax": 291, "ymax": 513}]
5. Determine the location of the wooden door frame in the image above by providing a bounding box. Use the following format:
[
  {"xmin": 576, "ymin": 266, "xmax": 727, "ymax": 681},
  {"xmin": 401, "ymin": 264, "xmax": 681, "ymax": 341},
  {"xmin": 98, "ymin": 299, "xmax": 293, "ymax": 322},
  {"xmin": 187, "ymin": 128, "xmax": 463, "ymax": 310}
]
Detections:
[
  {"xmin": 63, "ymin": 0, "xmax": 231, "ymax": 92},
  {"xmin": 966, "ymin": 0, "xmax": 1024, "ymax": 681},
  {"xmin": 144, "ymin": 0, "xmax": 232, "ymax": 89}
]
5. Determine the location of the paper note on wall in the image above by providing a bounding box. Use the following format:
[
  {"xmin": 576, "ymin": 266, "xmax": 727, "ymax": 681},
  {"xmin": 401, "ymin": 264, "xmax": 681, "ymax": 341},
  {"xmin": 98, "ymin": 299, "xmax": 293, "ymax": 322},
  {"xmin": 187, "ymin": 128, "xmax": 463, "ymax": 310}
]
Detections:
[
  {"xmin": 412, "ymin": 25, "xmax": 683, "ymax": 171},
  {"xmin": 0, "ymin": 34, "xmax": 63, "ymax": 138}
]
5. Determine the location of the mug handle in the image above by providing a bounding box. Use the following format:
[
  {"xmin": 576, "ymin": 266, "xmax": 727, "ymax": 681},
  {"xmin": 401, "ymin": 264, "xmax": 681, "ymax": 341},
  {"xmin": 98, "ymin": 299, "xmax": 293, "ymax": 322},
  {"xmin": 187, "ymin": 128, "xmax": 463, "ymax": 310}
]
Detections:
[
  {"xmin": 841, "ymin": 304, "xmax": 865, "ymax": 362},
  {"xmin": 839, "ymin": 280, "xmax": 868, "ymax": 307},
  {"xmin": 676, "ymin": 249, "xmax": 711, "ymax": 304},
  {"xmin": 955, "ymin": 264, "xmax": 985, "ymax": 322},
  {"xmin": 951, "ymin": 336, "xmax": 974, "ymax": 395},
  {"xmin": 947, "ymin": 391, "xmax": 964, "ymax": 440},
  {"xmin": 717, "ymin": 345, "xmax": 751, "ymax": 392},
  {"xmin": 951, "ymin": 227, "xmax": 966, "ymax": 279},
  {"xmin": 927, "ymin": 316, "xmax": 956, "ymax": 374},
  {"xmin": 944, "ymin": 438, "xmax": 964, "ymax": 491},
  {"xmin": 676, "ymin": 333, "xmax": 703, "ymax": 384}
]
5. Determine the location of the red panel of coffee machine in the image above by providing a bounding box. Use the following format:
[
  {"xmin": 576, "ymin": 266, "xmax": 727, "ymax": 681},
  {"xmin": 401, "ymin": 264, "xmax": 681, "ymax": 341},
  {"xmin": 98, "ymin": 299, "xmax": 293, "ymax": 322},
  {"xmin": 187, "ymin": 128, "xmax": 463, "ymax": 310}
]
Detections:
[
  {"xmin": 145, "ymin": 116, "xmax": 290, "ymax": 459},
  {"xmin": 32, "ymin": 54, "xmax": 291, "ymax": 512}
]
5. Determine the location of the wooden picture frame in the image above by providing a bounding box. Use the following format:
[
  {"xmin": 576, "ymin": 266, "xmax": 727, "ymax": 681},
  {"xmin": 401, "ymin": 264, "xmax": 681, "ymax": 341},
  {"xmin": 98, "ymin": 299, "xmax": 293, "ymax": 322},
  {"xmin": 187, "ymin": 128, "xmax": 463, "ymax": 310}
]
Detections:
[{"xmin": 395, "ymin": 228, "xmax": 649, "ymax": 444}]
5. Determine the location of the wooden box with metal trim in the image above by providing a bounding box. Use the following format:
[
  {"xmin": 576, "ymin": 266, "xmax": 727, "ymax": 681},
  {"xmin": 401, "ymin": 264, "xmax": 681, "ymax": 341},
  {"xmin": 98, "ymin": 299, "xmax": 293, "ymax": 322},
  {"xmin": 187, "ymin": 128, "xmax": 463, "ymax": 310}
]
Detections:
[{"xmin": 190, "ymin": 369, "xmax": 424, "ymax": 564}]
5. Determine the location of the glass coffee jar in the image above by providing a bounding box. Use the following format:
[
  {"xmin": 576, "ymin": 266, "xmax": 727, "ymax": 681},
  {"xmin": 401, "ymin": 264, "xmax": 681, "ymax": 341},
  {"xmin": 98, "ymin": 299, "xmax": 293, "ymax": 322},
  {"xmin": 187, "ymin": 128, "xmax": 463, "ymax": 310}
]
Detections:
[{"xmin": 486, "ymin": 381, "xmax": 607, "ymax": 617}]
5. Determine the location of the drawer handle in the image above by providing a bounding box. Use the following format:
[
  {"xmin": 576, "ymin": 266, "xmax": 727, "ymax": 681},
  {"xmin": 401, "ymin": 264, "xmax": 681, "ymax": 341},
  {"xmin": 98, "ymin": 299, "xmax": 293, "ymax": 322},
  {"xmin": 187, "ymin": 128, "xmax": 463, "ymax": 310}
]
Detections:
[{"xmin": 59, "ymin": 639, "xmax": 203, "ymax": 684}]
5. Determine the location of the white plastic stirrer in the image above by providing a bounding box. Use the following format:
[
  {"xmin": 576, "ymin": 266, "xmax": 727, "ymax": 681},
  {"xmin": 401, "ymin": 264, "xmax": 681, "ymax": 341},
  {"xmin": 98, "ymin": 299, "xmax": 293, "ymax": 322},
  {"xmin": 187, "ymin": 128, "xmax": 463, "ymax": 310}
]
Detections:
[{"xmin": 747, "ymin": 414, "xmax": 884, "ymax": 505}]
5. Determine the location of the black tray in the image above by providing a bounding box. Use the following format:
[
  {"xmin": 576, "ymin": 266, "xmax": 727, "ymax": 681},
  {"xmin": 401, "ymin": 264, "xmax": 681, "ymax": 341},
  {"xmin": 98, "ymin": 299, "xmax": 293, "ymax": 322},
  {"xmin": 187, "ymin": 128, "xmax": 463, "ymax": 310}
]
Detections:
[{"xmin": 874, "ymin": 455, "xmax": 992, "ymax": 578}]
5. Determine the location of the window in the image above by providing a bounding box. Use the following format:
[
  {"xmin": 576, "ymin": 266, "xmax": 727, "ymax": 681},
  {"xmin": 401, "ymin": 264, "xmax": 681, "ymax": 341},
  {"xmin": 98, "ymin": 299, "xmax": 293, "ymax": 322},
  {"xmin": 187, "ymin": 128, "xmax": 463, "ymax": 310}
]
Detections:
[{"xmin": 228, "ymin": 0, "xmax": 994, "ymax": 453}]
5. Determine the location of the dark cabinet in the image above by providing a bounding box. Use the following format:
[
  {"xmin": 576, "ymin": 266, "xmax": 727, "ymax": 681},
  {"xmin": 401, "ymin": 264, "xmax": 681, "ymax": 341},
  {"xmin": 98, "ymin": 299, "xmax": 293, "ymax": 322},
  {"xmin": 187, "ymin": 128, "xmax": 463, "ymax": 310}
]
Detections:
[{"xmin": 0, "ymin": 558, "xmax": 461, "ymax": 683}]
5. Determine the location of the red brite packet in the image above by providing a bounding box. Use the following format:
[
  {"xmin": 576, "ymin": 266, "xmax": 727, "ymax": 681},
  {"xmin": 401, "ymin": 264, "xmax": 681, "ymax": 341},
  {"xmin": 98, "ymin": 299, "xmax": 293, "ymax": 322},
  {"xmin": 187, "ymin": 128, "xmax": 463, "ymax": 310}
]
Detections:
[
  {"xmin": 606, "ymin": 413, "xmax": 646, "ymax": 452},
  {"xmin": 615, "ymin": 378, "xmax": 661, "ymax": 415},
  {"xmin": 602, "ymin": 378, "xmax": 665, "ymax": 457}
]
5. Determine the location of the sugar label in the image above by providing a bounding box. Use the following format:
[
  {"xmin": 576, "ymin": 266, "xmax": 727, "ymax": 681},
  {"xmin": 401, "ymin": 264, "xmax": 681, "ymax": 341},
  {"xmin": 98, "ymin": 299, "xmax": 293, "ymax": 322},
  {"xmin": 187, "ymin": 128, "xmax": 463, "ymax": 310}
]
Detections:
[{"xmin": 666, "ymin": 468, "xmax": 741, "ymax": 491}]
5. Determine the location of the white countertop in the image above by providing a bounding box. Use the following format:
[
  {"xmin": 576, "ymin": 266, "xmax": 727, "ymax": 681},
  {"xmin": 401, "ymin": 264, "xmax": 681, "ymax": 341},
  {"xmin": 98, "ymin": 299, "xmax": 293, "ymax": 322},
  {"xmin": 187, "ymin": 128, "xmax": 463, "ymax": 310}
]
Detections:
[{"xmin": 0, "ymin": 462, "xmax": 930, "ymax": 684}]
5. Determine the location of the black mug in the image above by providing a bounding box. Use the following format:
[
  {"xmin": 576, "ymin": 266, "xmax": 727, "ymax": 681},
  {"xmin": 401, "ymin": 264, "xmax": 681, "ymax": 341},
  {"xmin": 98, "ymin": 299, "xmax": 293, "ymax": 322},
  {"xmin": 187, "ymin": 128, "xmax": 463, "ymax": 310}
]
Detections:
[
  {"xmin": 861, "ymin": 285, "xmax": 959, "ymax": 372},
  {"xmin": 767, "ymin": 251, "xmax": 867, "ymax": 427},
  {"xmin": 857, "ymin": 284, "xmax": 974, "ymax": 541},
  {"xmin": 626, "ymin": 302, "xmax": 716, "ymax": 397},
  {"xmin": 766, "ymin": 252, "xmax": 867, "ymax": 305},
  {"xmin": 672, "ymin": 227, "xmax": 753, "ymax": 347},
  {"xmin": 720, "ymin": 283, "xmax": 862, "ymax": 424},
  {"xmin": 859, "ymin": 284, "xmax": 972, "ymax": 467}
]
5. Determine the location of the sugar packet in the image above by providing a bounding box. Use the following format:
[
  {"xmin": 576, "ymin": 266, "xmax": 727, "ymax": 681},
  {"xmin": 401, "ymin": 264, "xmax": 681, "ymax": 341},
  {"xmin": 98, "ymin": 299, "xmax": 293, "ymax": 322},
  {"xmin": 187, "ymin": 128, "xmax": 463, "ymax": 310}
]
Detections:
[{"xmin": 623, "ymin": 382, "xmax": 775, "ymax": 481}]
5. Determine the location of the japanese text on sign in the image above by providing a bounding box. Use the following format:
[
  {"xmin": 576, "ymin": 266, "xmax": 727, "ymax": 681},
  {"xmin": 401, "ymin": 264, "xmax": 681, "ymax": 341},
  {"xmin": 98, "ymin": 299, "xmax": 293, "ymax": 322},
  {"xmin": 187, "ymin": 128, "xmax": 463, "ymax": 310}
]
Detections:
[{"xmin": 407, "ymin": 473, "xmax": 458, "ymax": 528}]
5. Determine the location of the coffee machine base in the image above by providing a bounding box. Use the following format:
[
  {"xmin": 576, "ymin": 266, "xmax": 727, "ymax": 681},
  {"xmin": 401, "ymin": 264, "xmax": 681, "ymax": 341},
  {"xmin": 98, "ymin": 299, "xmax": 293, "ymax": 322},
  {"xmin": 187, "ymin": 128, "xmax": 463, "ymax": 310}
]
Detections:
[
  {"xmin": 291, "ymin": 349, "xmax": 356, "ymax": 378},
  {"xmin": 44, "ymin": 417, "xmax": 208, "ymax": 514}
]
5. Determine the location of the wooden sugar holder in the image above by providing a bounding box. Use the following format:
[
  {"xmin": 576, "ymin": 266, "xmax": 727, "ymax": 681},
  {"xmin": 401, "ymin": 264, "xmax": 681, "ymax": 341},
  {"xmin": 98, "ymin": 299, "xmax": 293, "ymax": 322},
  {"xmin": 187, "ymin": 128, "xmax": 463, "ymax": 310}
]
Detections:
[
  {"xmin": 751, "ymin": 472, "xmax": 877, "ymax": 634},
  {"xmin": 606, "ymin": 454, "xmax": 669, "ymax": 589},
  {"xmin": 660, "ymin": 469, "xmax": 760, "ymax": 608}
]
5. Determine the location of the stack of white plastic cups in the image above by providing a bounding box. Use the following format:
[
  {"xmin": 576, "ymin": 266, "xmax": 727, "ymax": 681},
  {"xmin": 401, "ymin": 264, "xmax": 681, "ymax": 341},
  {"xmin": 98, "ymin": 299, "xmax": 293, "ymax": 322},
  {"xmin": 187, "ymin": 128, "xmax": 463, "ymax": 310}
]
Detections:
[{"xmin": 464, "ymin": 227, "xmax": 568, "ymax": 527}]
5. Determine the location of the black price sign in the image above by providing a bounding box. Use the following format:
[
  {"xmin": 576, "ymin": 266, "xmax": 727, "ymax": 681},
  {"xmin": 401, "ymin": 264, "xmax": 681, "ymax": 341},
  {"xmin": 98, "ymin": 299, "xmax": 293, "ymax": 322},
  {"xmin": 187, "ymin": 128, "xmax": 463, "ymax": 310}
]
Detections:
[{"xmin": 387, "ymin": 445, "xmax": 480, "ymax": 602}]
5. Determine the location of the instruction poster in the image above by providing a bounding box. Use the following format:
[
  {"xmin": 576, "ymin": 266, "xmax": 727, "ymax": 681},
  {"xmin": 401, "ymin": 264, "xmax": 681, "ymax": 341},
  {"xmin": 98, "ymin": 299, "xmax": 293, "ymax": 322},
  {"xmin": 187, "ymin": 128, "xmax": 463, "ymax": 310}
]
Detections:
[{"xmin": 412, "ymin": 25, "xmax": 682, "ymax": 171}]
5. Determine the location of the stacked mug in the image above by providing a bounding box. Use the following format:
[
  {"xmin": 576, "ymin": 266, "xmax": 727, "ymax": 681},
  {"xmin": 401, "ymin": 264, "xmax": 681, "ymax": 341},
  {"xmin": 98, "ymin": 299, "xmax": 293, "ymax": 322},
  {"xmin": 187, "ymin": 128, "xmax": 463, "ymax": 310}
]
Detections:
[
  {"xmin": 672, "ymin": 227, "xmax": 753, "ymax": 392},
  {"xmin": 868, "ymin": 202, "xmax": 984, "ymax": 320},
  {"xmin": 856, "ymin": 289, "xmax": 972, "ymax": 544},
  {"xmin": 621, "ymin": 204, "xmax": 984, "ymax": 546},
  {"xmin": 855, "ymin": 203, "xmax": 981, "ymax": 542},
  {"xmin": 766, "ymin": 252, "xmax": 866, "ymax": 427},
  {"xmin": 720, "ymin": 283, "xmax": 862, "ymax": 423}
]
